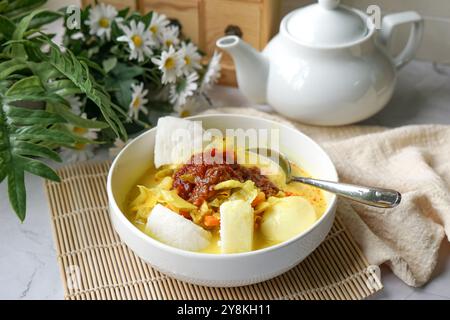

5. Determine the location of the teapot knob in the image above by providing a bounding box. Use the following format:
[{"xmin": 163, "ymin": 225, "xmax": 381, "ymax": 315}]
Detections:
[{"xmin": 318, "ymin": 0, "xmax": 340, "ymax": 10}]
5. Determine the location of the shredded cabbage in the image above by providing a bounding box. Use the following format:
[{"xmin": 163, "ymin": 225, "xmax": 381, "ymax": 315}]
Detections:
[
  {"xmin": 154, "ymin": 167, "xmax": 174, "ymax": 180},
  {"xmin": 159, "ymin": 189, "xmax": 197, "ymax": 210},
  {"xmin": 130, "ymin": 185, "xmax": 158, "ymax": 220},
  {"xmin": 229, "ymin": 180, "xmax": 258, "ymax": 204},
  {"xmin": 214, "ymin": 180, "xmax": 244, "ymax": 190}
]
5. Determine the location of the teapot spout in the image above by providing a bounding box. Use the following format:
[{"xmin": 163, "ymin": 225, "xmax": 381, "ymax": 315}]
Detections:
[{"xmin": 216, "ymin": 36, "xmax": 268, "ymax": 104}]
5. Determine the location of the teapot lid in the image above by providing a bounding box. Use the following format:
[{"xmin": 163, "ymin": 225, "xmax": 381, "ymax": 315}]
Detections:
[{"xmin": 284, "ymin": 0, "xmax": 368, "ymax": 47}]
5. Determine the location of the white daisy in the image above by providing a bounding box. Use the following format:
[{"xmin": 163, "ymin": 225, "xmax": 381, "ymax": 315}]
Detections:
[
  {"xmin": 200, "ymin": 51, "xmax": 222, "ymax": 92},
  {"xmin": 151, "ymin": 46, "xmax": 183, "ymax": 84},
  {"xmin": 109, "ymin": 138, "xmax": 127, "ymax": 158},
  {"xmin": 179, "ymin": 42, "xmax": 202, "ymax": 75},
  {"xmin": 60, "ymin": 144, "xmax": 96, "ymax": 163},
  {"xmin": 60, "ymin": 114, "xmax": 101, "ymax": 163},
  {"xmin": 160, "ymin": 26, "xmax": 180, "ymax": 49},
  {"xmin": 148, "ymin": 12, "xmax": 170, "ymax": 41},
  {"xmin": 169, "ymin": 72, "xmax": 198, "ymax": 108},
  {"xmin": 128, "ymin": 82, "xmax": 149, "ymax": 120},
  {"xmin": 173, "ymin": 97, "xmax": 202, "ymax": 118},
  {"xmin": 70, "ymin": 114, "xmax": 100, "ymax": 141},
  {"xmin": 117, "ymin": 20, "xmax": 154, "ymax": 62},
  {"xmin": 85, "ymin": 3, "xmax": 118, "ymax": 40},
  {"xmin": 66, "ymin": 95, "xmax": 83, "ymax": 114}
]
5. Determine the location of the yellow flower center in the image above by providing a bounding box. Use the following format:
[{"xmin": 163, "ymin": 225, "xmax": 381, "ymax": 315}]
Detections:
[
  {"xmin": 99, "ymin": 17, "xmax": 110, "ymax": 28},
  {"xmin": 73, "ymin": 127, "xmax": 88, "ymax": 135},
  {"xmin": 164, "ymin": 57, "xmax": 175, "ymax": 70},
  {"xmin": 74, "ymin": 143, "xmax": 87, "ymax": 150},
  {"xmin": 132, "ymin": 35, "xmax": 143, "ymax": 47},
  {"xmin": 180, "ymin": 110, "xmax": 191, "ymax": 118},
  {"xmin": 165, "ymin": 40, "xmax": 173, "ymax": 47},
  {"xmin": 72, "ymin": 127, "xmax": 89, "ymax": 150},
  {"xmin": 149, "ymin": 25, "xmax": 158, "ymax": 34},
  {"xmin": 132, "ymin": 97, "xmax": 141, "ymax": 109},
  {"xmin": 184, "ymin": 56, "xmax": 191, "ymax": 66}
]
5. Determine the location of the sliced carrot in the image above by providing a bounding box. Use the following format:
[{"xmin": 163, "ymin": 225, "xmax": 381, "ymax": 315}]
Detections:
[
  {"xmin": 252, "ymin": 192, "xmax": 266, "ymax": 207},
  {"xmin": 179, "ymin": 210, "xmax": 192, "ymax": 220},
  {"xmin": 204, "ymin": 215, "xmax": 220, "ymax": 227}
]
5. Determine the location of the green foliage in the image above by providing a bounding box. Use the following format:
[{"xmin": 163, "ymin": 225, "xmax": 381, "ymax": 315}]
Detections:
[
  {"xmin": 35, "ymin": 40, "xmax": 127, "ymax": 139},
  {"xmin": 1, "ymin": 1, "xmax": 217, "ymax": 221},
  {"xmin": 0, "ymin": 1, "xmax": 126, "ymax": 221}
]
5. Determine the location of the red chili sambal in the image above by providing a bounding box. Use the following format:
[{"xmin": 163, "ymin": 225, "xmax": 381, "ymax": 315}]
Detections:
[{"xmin": 172, "ymin": 150, "xmax": 279, "ymax": 207}]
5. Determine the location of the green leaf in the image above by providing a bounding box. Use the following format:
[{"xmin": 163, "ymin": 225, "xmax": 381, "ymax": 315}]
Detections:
[
  {"xmin": 111, "ymin": 62, "xmax": 144, "ymax": 79},
  {"xmin": 12, "ymin": 140, "xmax": 62, "ymax": 162},
  {"xmin": 12, "ymin": 9, "xmax": 47, "ymax": 57},
  {"xmin": 77, "ymin": 56, "xmax": 106, "ymax": 76},
  {"xmin": 4, "ymin": 0, "xmax": 46, "ymax": 20},
  {"xmin": 8, "ymin": 167, "xmax": 26, "ymax": 221},
  {"xmin": 4, "ymin": 104, "xmax": 66, "ymax": 126},
  {"xmin": 0, "ymin": 59, "xmax": 28, "ymax": 80},
  {"xmin": 141, "ymin": 11, "xmax": 153, "ymax": 28},
  {"xmin": 0, "ymin": 151, "xmax": 7, "ymax": 182},
  {"xmin": 17, "ymin": 155, "xmax": 60, "ymax": 182},
  {"xmin": 118, "ymin": 7, "xmax": 130, "ymax": 18},
  {"xmin": 0, "ymin": 0, "xmax": 8, "ymax": 13},
  {"xmin": 4, "ymin": 93, "xmax": 67, "ymax": 105},
  {"xmin": 27, "ymin": 61, "xmax": 62, "ymax": 81},
  {"xmin": 0, "ymin": 15, "xmax": 15, "ymax": 39},
  {"xmin": 115, "ymin": 79, "xmax": 134, "ymax": 109},
  {"xmin": 28, "ymin": 10, "xmax": 63, "ymax": 30},
  {"xmin": 102, "ymin": 57, "xmax": 117, "ymax": 73},
  {"xmin": 46, "ymin": 79, "xmax": 82, "ymax": 96},
  {"xmin": 5, "ymin": 75, "xmax": 43, "ymax": 96},
  {"xmin": 12, "ymin": 126, "xmax": 92, "ymax": 146},
  {"xmin": 48, "ymin": 102, "xmax": 109, "ymax": 129},
  {"xmin": 36, "ymin": 40, "xmax": 127, "ymax": 140}
]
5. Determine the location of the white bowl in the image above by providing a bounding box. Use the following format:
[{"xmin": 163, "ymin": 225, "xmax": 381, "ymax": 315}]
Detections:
[{"xmin": 107, "ymin": 114, "xmax": 338, "ymax": 287}]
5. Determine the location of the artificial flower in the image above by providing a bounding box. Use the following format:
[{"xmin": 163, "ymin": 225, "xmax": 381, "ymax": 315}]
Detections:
[
  {"xmin": 148, "ymin": 12, "xmax": 170, "ymax": 41},
  {"xmin": 160, "ymin": 26, "xmax": 180, "ymax": 49},
  {"xmin": 151, "ymin": 46, "xmax": 183, "ymax": 84},
  {"xmin": 173, "ymin": 97, "xmax": 201, "ymax": 118},
  {"xmin": 60, "ymin": 114, "xmax": 101, "ymax": 163},
  {"xmin": 169, "ymin": 72, "xmax": 198, "ymax": 108},
  {"xmin": 85, "ymin": 3, "xmax": 118, "ymax": 40},
  {"xmin": 128, "ymin": 82, "xmax": 149, "ymax": 120},
  {"xmin": 179, "ymin": 42, "xmax": 202, "ymax": 75},
  {"xmin": 60, "ymin": 144, "xmax": 96, "ymax": 163},
  {"xmin": 117, "ymin": 20, "xmax": 154, "ymax": 62},
  {"xmin": 109, "ymin": 138, "xmax": 127, "ymax": 158},
  {"xmin": 200, "ymin": 51, "xmax": 222, "ymax": 92},
  {"xmin": 66, "ymin": 95, "xmax": 82, "ymax": 114}
]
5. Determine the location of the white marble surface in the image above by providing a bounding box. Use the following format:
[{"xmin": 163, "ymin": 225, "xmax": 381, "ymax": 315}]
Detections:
[{"xmin": 1, "ymin": 60, "xmax": 450, "ymax": 300}]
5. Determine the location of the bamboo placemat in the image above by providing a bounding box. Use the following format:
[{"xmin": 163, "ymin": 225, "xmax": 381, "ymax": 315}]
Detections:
[{"xmin": 45, "ymin": 161, "xmax": 383, "ymax": 300}]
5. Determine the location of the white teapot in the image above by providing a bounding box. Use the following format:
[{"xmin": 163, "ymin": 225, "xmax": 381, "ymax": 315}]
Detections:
[{"xmin": 216, "ymin": 0, "xmax": 423, "ymax": 125}]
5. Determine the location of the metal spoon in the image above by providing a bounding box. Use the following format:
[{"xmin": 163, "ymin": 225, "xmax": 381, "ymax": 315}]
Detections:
[{"xmin": 248, "ymin": 148, "xmax": 401, "ymax": 208}]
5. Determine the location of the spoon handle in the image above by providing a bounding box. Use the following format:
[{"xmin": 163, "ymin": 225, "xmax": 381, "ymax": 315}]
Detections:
[{"xmin": 290, "ymin": 177, "xmax": 401, "ymax": 208}]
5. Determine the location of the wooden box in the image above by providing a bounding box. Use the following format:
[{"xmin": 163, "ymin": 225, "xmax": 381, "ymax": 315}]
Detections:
[
  {"xmin": 82, "ymin": 0, "xmax": 138, "ymax": 10},
  {"xmin": 82, "ymin": 0, "xmax": 281, "ymax": 86}
]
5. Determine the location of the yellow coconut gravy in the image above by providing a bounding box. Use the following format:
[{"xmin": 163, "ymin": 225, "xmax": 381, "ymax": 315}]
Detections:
[{"xmin": 125, "ymin": 143, "xmax": 326, "ymax": 254}]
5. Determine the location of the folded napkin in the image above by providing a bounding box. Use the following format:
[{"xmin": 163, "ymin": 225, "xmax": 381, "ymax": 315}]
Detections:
[{"xmin": 203, "ymin": 107, "xmax": 450, "ymax": 287}]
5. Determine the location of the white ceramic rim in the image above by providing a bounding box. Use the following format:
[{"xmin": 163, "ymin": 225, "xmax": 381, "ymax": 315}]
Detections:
[
  {"xmin": 107, "ymin": 114, "xmax": 338, "ymax": 260},
  {"xmin": 280, "ymin": 4, "xmax": 376, "ymax": 50}
]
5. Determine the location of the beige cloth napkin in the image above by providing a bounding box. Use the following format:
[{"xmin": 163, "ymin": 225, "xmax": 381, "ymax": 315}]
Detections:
[{"xmin": 203, "ymin": 107, "xmax": 450, "ymax": 287}]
